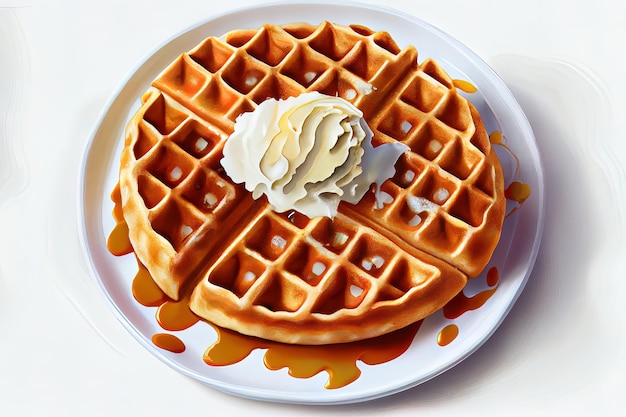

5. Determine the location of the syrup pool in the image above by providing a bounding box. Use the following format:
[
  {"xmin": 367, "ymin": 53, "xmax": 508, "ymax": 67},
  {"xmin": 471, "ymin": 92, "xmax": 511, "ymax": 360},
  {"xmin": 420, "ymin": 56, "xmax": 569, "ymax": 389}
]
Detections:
[
  {"xmin": 204, "ymin": 321, "xmax": 421, "ymax": 389},
  {"xmin": 152, "ymin": 333, "xmax": 186, "ymax": 353},
  {"xmin": 437, "ymin": 324, "xmax": 459, "ymax": 347}
]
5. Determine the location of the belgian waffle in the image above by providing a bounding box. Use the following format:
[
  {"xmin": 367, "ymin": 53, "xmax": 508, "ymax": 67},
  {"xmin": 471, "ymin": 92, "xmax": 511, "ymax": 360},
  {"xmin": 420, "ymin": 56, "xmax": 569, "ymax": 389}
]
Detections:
[{"xmin": 118, "ymin": 22, "xmax": 506, "ymax": 344}]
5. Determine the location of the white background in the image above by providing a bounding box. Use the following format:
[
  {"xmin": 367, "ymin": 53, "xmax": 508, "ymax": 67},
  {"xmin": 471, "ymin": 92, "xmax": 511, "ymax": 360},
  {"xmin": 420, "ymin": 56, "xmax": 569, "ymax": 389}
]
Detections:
[{"xmin": 1, "ymin": 0, "xmax": 625, "ymax": 415}]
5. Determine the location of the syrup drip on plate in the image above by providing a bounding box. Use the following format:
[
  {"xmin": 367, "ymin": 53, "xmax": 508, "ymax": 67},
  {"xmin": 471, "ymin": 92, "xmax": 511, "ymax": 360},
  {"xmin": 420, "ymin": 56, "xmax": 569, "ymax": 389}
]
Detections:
[
  {"xmin": 437, "ymin": 324, "xmax": 459, "ymax": 346},
  {"xmin": 152, "ymin": 333, "xmax": 186, "ymax": 353},
  {"xmin": 505, "ymin": 181, "xmax": 531, "ymax": 204},
  {"xmin": 443, "ymin": 267, "xmax": 499, "ymax": 320},
  {"xmin": 132, "ymin": 262, "xmax": 168, "ymax": 307},
  {"xmin": 490, "ymin": 130, "xmax": 520, "ymax": 178},
  {"xmin": 435, "ymin": 267, "xmax": 500, "ymax": 345},
  {"xmin": 489, "ymin": 130, "xmax": 531, "ymax": 217},
  {"xmin": 156, "ymin": 296, "xmax": 200, "ymax": 331},
  {"xmin": 453, "ymin": 79, "xmax": 478, "ymax": 93},
  {"xmin": 204, "ymin": 322, "xmax": 421, "ymax": 389},
  {"xmin": 106, "ymin": 184, "xmax": 133, "ymax": 256},
  {"xmin": 107, "ymin": 222, "xmax": 133, "ymax": 256}
]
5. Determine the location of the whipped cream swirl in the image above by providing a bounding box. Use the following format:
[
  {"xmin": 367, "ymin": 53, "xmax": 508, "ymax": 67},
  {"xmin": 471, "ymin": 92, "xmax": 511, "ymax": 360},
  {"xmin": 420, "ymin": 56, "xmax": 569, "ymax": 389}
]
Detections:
[{"xmin": 221, "ymin": 92, "xmax": 408, "ymax": 218}]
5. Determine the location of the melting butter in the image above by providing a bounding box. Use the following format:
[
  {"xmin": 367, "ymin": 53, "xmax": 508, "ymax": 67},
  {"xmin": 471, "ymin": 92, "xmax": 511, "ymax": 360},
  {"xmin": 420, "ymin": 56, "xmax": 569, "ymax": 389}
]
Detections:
[{"xmin": 221, "ymin": 92, "xmax": 408, "ymax": 218}]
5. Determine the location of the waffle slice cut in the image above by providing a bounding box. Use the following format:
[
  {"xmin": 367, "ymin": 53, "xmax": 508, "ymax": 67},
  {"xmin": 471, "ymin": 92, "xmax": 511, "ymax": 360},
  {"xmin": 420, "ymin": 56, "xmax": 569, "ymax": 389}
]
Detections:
[
  {"xmin": 190, "ymin": 208, "xmax": 467, "ymax": 344},
  {"xmin": 119, "ymin": 22, "xmax": 506, "ymax": 344}
]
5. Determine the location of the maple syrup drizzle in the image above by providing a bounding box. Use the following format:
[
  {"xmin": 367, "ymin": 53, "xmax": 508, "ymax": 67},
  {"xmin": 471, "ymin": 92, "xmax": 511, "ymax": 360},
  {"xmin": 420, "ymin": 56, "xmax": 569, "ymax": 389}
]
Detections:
[
  {"xmin": 107, "ymin": 222, "xmax": 133, "ymax": 256},
  {"xmin": 106, "ymin": 184, "xmax": 133, "ymax": 256},
  {"xmin": 486, "ymin": 266, "xmax": 499, "ymax": 287},
  {"xmin": 505, "ymin": 181, "xmax": 531, "ymax": 217},
  {"xmin": 489, "ymin": 130, "xmax": 531, "ymax": 218},
  {"xmin": 436, "ymin": 267, "xmax": 500, "ymax": 345},
  {"xmin": 111, "ymin": 183, "xmax": 124, "ymax": 222},
  {"xmin": 443, "ymin": 267, "xmax": 499, "ymax": 320},
  {"xmin": 152, "ymin": 333, "xmax": 186, "ymax": 353},
  {"xmin": 490, "ymin": 130, "xmax": 521, "ymax": 178},
  {"xmin": 204, "ymin": 321, "xmax": 422, "ymax": 389},
  {"xmin": 131, "ymin": 262, "xmax": 169, "ymax": 307},
  {"xmin": 156, "ymin": 296, "xmax": 199, "ymax": 331},
  {"xmin": 437, "ymin": 324, "xmax": 459, "ymax": 346},
  {"xmin": 453, "ymin": 79, "xmax": 477, "ymax": 93}
]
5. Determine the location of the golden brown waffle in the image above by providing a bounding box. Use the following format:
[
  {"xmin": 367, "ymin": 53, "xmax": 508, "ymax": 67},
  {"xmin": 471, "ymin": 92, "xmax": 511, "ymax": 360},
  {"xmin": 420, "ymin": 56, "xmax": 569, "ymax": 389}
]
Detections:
[{"xmin": 118, "ymin": 22, "xmax": 506, "ymax": 344}]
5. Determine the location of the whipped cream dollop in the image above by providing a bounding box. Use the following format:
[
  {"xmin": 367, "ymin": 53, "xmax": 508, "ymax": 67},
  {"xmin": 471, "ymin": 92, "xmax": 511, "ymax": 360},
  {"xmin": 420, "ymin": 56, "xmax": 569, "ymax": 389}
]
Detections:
[{"xmin": 221, "ymin": 92, "xmax": 408, "ymax": 218}]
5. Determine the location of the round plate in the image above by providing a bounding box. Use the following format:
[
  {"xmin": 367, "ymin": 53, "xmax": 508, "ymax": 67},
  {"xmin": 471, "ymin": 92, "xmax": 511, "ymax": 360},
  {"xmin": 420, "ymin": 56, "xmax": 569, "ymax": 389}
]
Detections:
[{"xmin": 78, "ymin": 1, "xmax": 544, "ymax": 405}]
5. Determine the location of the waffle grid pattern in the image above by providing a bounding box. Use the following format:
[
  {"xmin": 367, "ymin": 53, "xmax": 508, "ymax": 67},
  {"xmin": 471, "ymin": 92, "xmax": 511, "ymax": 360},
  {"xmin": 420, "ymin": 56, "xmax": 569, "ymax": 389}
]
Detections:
[
  {"xmin": 344, "ymin": 60, "xmax": 504, "ymax": 276},
  {"xmin": 152, "ymin": 23, "xmax": 405, "ymax": 134},
  {"xmin": 136, "ymin": 96, "xmax": 239, "ymax": 251},
  {"xmin": 119, "ymin": 22, "xmax": 505, "ymax": 343},
  {"xmin": 206, "ymin": 208, "xmax": 441, "ymax": 315}
]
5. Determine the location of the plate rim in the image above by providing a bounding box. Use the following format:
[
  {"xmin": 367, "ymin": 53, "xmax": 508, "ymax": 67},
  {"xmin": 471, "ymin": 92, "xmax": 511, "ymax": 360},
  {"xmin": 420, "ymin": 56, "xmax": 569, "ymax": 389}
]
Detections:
[{"xmin": 77, "ymin": 0, "xmax": 546, "ymax": 405}]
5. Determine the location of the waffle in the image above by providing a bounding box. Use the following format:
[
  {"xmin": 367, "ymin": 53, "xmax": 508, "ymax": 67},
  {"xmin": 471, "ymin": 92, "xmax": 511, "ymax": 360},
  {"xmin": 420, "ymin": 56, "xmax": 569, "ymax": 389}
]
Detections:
[{"xmin": 118, "ymin": 22, "xmax": 506, "ymax": 344}]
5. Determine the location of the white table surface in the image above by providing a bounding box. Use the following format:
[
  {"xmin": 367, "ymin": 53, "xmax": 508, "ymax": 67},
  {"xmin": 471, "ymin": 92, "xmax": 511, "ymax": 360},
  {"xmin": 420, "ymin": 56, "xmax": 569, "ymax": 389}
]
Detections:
[{"xmin": 2, "ymin": 0, "xmax": 625, "ymax": 415}]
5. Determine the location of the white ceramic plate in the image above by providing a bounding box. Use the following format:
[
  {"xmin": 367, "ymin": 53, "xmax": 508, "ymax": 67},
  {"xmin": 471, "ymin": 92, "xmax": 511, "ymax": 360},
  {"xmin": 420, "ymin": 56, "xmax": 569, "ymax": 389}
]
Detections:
[{"xmin": 79, "ymin": 1, "xmax": 545, "ymax": 405}]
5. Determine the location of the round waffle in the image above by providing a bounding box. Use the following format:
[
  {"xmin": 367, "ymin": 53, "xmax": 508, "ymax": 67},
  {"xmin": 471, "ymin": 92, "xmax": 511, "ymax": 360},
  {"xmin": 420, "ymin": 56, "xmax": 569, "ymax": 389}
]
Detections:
[{"xmin": 118, "ymin": 22, "xmax": 506, "ymax": 344}]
